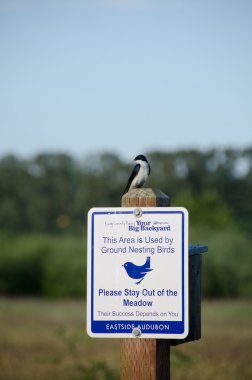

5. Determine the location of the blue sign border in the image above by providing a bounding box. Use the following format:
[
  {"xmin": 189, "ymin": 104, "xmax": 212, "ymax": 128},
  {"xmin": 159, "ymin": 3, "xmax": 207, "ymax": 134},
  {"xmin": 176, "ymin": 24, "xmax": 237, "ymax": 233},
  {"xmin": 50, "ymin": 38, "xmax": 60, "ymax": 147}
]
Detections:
[{"xmin": 90, "ymin": 210, "xmax": 186, "ymax": 336}]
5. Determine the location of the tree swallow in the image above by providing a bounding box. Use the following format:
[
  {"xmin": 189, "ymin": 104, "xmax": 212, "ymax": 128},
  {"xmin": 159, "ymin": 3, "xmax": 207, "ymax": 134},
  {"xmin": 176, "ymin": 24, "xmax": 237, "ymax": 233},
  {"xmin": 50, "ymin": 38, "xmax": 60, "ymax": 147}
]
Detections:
[
  {"xmin": 123, "ymin": 154, "xmax": 151, "ymax": 195},
  {"xmin": 122, "ymin": 257, "xmax": 153, "ymax": 285}
]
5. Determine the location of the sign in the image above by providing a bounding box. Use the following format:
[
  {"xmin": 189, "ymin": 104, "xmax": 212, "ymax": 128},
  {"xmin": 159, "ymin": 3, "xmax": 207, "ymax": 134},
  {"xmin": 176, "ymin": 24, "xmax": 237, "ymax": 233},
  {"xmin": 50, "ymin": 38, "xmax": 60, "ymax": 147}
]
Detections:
[{"xmin": 87, "ymin": 207, "xmax": 188, "ymax": 339}]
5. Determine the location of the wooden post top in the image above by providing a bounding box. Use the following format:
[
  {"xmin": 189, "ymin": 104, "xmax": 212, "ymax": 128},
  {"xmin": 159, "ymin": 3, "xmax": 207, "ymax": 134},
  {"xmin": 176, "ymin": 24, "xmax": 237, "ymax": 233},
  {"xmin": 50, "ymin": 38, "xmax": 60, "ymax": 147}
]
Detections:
[{"xmin": 121, "ymin": 188, "xmax": 170, "ymax": 207}]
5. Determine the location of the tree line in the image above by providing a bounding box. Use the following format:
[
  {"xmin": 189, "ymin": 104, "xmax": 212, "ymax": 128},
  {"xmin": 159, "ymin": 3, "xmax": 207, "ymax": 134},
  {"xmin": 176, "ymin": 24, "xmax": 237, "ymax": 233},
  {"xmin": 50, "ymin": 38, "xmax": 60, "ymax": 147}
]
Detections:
[{"xmin": 0, "ymin": 148, "xmax": 252, "ymax": 234}]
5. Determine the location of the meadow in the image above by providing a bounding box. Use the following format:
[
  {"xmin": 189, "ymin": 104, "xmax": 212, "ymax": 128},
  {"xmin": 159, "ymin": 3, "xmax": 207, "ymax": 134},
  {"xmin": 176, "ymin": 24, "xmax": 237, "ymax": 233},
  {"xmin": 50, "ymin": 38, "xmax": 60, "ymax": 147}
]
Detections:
[
  {"xmin": 1, "ymin": 151, "xmax": 252, "ymax": 379},
  {"xmin": 0, "ymin": 298, "xmax": 251, "ymax": 380}
]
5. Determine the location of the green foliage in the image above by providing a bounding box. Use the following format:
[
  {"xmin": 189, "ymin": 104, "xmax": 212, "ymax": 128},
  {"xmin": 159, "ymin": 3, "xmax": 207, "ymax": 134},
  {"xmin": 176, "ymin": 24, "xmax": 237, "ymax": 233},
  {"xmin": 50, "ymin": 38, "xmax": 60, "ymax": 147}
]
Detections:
[
  {"xmin": 0, "ymin": 148, "xmax": 252, "ymax": 234},
  {"xmin": 0, "ymin": 228, "xmax": 252, "ymax": 298},
  {"xmin": 0, "ymin": 234, "xmax": 86, "ymax": 298},
  {"xmin": 0, "ymin": 148, "xmax": 252, "ymax": 298},
  {"xmin": 190, "ymin": 226, "xmax": 252, "ymax": 298},
  {"xmin": 0, "ymin": 234, "xmax": 48, "ymax": 295},
  {"xmin": 174, "ymin": 190, "xmax": 232, "ymax": 229},
  {"xmin": 43, "ymin": 236, "xmax": 85, "ymax": 297}
]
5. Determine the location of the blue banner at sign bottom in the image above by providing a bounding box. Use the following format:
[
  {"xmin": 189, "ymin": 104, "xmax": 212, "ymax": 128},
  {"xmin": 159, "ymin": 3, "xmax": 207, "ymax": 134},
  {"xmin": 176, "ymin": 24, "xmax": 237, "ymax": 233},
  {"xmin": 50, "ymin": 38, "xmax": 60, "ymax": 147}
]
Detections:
[{"xmin": 91, "ymin": 320, "xmax": 185, "ymax": 335}]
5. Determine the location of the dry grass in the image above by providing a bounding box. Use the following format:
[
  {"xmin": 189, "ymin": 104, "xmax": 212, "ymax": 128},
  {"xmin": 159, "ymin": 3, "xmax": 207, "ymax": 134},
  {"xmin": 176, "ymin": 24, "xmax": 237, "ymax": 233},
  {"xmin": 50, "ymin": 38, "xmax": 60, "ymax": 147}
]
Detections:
[
  {"xmin": 0, "ymin": 299, "xmax": 251, "ymax": 380},
  {"xmin": 172, "ymin": 300, "xmax": 252, "ymax": 380}
]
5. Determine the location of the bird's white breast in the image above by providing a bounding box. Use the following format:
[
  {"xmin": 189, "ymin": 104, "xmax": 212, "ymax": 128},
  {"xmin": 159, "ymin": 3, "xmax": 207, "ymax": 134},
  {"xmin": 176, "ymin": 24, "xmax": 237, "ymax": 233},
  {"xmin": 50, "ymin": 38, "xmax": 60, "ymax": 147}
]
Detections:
[{"xmin": 131, "ymin": 160, "xmax": 149, "ymax": 188}]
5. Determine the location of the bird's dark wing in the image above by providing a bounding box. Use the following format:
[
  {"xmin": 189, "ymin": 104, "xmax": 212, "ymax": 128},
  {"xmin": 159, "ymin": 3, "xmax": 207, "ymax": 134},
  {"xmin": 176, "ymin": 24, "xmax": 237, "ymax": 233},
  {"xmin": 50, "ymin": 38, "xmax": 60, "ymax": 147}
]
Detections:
[
  {"xmin": 123, "ymin": 164, "xmax": 140, "ymax": 195},
  {"xmin": 137, "ymin": 268, "xmax": 153, "ymax": 279}
]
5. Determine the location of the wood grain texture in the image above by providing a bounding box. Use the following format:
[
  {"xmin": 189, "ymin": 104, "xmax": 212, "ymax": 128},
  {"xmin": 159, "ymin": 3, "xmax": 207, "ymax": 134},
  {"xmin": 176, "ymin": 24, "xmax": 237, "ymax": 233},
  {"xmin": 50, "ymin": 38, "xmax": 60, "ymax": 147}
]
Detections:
[
  {"xmin": 121, "ymin": 339, "xmax": 156, "ymax": 380},
  {"xmin": 121, "ymin": 188, "xmax": 170, "ymax": 208},
  {"xmin": 120, "ymin": 188, "xmax": 170, "ymax": 380}
]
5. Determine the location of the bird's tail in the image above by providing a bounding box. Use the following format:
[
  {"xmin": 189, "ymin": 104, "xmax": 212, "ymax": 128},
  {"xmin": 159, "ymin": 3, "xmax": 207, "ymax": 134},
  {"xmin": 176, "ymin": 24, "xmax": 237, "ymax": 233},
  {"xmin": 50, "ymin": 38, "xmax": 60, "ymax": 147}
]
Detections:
[{"xmin": 122, "ymin": 182, "xmax": 130, "ymax": 196}]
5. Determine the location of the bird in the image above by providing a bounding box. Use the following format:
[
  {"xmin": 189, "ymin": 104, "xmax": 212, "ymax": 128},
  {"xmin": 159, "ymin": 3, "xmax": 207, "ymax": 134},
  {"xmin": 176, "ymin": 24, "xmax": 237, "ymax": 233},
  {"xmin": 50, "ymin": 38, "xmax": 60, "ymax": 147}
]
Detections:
[
  {"xmin": 123, "ymin": 154, "xmax": 151, "ymax": 195},
  {"xmin": 122, "ymin": 257, "xmax": 153, "ymax": 285}
]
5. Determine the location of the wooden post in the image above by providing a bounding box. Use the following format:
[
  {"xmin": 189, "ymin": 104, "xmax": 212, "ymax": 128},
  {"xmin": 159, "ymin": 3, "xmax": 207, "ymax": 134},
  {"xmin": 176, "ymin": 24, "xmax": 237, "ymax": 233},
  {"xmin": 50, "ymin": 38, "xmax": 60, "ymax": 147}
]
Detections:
[{"xmin": 120, "ymin": 188, "xmax": 171, "ymax": 380}]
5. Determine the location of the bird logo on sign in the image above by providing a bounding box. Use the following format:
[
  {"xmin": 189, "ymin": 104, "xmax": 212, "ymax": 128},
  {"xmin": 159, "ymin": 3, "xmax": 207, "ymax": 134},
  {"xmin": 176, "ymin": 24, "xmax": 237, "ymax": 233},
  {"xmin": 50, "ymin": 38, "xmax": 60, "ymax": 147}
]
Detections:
[{"xmin": 122, "ymin": 257, "xmax": 153, "ymax": 285}]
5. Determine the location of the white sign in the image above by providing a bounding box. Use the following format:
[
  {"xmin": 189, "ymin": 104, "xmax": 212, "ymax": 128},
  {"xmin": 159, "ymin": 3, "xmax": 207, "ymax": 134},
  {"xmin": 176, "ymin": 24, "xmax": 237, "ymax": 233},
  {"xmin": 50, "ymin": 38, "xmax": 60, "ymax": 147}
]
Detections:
[{"xmin": 87, "ymin": 207, "xmax": 188, "ymax": 339}]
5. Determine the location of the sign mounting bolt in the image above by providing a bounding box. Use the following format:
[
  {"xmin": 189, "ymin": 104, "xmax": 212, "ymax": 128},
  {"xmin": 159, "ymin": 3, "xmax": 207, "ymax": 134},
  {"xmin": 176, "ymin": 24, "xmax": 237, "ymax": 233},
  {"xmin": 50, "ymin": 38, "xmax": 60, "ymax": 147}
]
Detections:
[
  {"xmin": 134, "ymin": 208, "xmax": 143, "ymax": 218},
  {"xmin": 132, "ymin": 327, "xmax": 142, "ymax": 338}
]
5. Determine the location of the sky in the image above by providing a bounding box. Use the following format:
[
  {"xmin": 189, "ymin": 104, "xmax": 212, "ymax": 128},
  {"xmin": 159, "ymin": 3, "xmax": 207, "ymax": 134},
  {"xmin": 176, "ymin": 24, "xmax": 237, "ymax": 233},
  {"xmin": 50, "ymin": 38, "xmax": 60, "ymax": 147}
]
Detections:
[{"xmin": 0, "ymin": 0, "xmax": 252, "ymax": 161}]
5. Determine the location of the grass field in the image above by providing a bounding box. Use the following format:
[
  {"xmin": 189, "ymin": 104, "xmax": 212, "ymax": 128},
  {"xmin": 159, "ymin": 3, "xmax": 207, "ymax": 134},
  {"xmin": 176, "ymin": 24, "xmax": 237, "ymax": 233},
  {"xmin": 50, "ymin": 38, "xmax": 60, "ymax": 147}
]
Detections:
[{"xmin": 0, "ymin": 299, "xmax": 251, "ymax": 380}]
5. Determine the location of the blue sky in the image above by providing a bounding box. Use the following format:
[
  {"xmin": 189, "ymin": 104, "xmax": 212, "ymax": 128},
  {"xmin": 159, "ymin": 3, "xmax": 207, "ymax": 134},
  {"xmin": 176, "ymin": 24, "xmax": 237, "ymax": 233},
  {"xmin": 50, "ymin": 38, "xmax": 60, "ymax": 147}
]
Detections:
[{"xmin": 0, "ymin": 0, "xmax": 252, "ymax": 160}]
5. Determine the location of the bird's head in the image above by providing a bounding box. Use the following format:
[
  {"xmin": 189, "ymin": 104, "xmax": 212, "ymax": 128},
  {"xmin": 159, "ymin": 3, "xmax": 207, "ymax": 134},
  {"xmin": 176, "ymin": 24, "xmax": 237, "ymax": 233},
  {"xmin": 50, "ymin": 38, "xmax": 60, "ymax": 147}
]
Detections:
[
  {"xmin": 122, "ymin": 262, "xmax": 134, "ymax": 273},
  {"xmin": 134, "ymin": 154, "xmax": 148, "ymax": 163}
]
